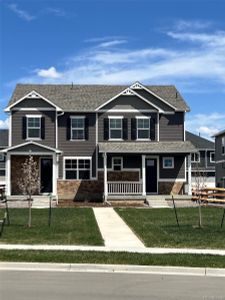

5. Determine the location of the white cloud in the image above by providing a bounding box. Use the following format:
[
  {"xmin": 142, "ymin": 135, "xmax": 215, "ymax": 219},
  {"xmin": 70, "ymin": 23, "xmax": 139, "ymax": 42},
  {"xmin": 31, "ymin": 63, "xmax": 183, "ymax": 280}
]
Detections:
[
  {"xmin": 44, "ymin": 8, "xmax": 66, "ymax": 17},
  {"xmin": 36, "ymin": 67, "xmax": 61, "ymax": 79},
  {"xmin": 174, "ymin": 20, "xmax": 212, "ymax": 31},
  {"xmin": 8, "ymin": 4, "xmax": 35, "ymax": 21},
  {"xmin": 97, "ymin": 40, "xmax": 127, "ymax": 48},
  {"xmin": 0, "ymin": 118, "xmax": 9, "ymax": 129}
]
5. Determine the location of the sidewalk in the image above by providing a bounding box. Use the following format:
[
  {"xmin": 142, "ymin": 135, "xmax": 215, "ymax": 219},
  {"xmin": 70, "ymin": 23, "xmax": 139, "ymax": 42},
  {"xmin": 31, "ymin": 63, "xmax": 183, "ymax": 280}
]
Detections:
[{"xmin": 93, "ymin": 207, "xmax": 145, "ymax": 248}]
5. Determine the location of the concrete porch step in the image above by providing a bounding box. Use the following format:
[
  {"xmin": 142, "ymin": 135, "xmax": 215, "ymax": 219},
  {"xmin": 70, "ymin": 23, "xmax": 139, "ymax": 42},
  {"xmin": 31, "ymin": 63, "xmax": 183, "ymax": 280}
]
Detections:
[{"xmin": 146, "ymin": 195, "xmax": 169, "ymax": 208}]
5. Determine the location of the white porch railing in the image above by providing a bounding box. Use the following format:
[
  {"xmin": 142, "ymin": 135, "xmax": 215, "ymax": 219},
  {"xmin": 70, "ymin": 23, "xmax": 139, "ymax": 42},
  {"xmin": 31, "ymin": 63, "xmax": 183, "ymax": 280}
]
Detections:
[{"xmin": 107, "ymin": 181, "xmax": 143, "ymax": 195}]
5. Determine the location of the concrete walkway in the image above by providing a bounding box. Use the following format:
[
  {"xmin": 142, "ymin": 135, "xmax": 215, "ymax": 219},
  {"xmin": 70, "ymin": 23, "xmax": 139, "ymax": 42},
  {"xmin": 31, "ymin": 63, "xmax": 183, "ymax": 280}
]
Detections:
[{"xmin": 93, "ymin": 208, "xmax": 145, "ymax": 248}]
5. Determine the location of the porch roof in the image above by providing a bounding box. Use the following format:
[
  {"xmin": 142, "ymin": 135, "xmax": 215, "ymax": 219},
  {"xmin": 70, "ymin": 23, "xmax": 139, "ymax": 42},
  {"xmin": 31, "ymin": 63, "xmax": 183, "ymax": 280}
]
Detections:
[
  {"xmin": 98, "ymin": 141, "xmax": 197, "ymax": 154},
  {"xmin": 1, "ymin": 141, "xmax": 62, "ymax": 154}
]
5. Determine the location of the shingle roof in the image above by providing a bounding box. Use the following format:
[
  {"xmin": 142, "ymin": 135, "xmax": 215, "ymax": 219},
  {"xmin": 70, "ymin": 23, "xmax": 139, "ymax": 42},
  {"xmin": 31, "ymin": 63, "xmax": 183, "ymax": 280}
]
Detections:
[
  {"xmin": 7, "ymin": 84, "xmax": 190, "ymax": 112},
  {"xmin": 213, "ymin": 129, "xmax": 225, "ymax": 138},
  {"xmin": 98, "ymin": 141, "xmax": 196, "ymax": 154},
  {"xmin": 0, "ymin": 129, "xmax": 8, "ymax": 148},
  {"xmin": 186, "ymin": 131, "xmax": 214, "ymax": 150}
]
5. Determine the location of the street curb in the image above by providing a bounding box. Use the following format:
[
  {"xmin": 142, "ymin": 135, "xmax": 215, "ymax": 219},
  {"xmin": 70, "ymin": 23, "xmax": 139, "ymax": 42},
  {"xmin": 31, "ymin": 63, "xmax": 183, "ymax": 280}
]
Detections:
[{"xmin": 1, "ymin": 262, "xmax": 225, "ymax": 277}]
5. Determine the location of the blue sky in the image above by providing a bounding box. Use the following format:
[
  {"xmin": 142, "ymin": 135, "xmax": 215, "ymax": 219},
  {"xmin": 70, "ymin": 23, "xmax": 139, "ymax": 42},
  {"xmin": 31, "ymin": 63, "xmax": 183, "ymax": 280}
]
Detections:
[{"xmin": 1, "ymin": 0, "xmax": 225, "ymax": 139}]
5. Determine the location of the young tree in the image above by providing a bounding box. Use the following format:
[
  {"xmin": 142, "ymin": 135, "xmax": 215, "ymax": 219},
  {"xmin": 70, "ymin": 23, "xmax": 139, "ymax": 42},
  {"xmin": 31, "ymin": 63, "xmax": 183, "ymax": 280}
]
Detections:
[{"xmin": 17, "ymin": 155, "xmax": 40, "ymax": 227}]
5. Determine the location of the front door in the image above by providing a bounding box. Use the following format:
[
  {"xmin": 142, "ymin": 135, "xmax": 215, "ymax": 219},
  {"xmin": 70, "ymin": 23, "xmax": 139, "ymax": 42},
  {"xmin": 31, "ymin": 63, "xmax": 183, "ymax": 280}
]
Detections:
[
  {"xmin": 146, "ymin": 158, "xmax": 158, "ymax": 194},
  {"xmin": 40, "ymin": 158, "xmax": 53, "ymax": 193}
]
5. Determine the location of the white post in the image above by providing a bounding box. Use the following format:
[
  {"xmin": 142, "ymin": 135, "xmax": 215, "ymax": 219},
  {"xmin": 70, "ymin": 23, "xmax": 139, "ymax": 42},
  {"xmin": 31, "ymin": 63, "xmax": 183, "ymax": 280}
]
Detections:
[
  {"xmin": 6, "ymin": 153, "xmax": 11, "ymax": 196},
  {"xmin": 142, "ymin": 155, "xmax": 146, "ymax": 196},
  {"xmin": 188, "ymin": 154, "xmax": 192, "ymax": 195},
  {"xmin": 103, "ymin": 152, "xmax": 108, "ymax": 201}
]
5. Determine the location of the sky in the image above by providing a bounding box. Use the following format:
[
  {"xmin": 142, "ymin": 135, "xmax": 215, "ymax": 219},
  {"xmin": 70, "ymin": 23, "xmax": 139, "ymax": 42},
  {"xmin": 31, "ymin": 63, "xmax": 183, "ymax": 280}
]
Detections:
[{"xmin": 0, "ymin": 0, "xmax": 225, "ymax": 140}]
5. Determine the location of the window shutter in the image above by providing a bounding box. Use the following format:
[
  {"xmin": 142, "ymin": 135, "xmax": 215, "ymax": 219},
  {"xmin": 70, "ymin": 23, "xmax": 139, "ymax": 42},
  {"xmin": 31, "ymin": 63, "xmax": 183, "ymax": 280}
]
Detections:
[
  {"xmin": 123, "ymin": 118, "xmax": 128, "ymax": 140},
  {"xmin": 85, "ymin": 117, "xmax": 89, "ymax": 140},
  {"xmin": 67, "ymin": 117, "xmax": 71, "ymax": 140},
  {"xmin": 150, "ymin": 118, "xmax": 156, "ymax": 140},
  {"xmin": 131, "ymin": 118, "xmax": 136, "ymax": 140},
  {"xmin": 22, "ymin": 117, "xmax": 27, "ymax": 140},
  {"xmin": 104, "ymin": 118, "xmax": 109, "ymax": 140},
  {"xmin": 41, "ymin": 117, "xmax": 45, "ymax": 139}
]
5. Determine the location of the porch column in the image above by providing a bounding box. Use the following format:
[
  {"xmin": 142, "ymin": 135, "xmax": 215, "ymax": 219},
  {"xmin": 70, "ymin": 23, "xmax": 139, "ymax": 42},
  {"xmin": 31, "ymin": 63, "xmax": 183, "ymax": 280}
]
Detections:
[
  {"xmin": 6, "ymin": 153, "xmax": 11, "ymax": 196},
  {"xmin": 142, "ymin": 155, "xmax": 146, "ymax": 196},
  {"xmin": 103, "ymin": 152, "xmax": 108, "ymax": 201},
  {"xmin": 187, "ymin": 154, "xmax": 192, "ymax": 195}
]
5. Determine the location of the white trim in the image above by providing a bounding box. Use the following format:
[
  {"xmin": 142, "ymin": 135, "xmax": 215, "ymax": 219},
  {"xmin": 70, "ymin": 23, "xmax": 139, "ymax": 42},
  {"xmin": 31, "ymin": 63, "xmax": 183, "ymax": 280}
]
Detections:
[
  {"xmin": 70, "ymin": 116, "xmax": 85, "ymax": 141},
  {"xmin": 6, "ymin": 153, "xmax": 11, "ymax": 196},
  {"xmin": 95, "ymin": 113, "xmax": 98, "ymax": 180},
  {"xmin": 135, "ymin": 116, "xmax": 149, "ymax": 119},
  {"xmin": 2, "ymin": 141, "xmax": 62, "ymax": 154},
  {"xmin": 187, "ymin": 154, "xmax": 192, "ymax": 195},
  {"xmin": 183, "ymin": 114, "xmax": 186, "ymax": 141},
  {"xmin": 63, "ymin": 156, "xmax": 92, "ymax": 180},
  {"xmin": 95, "ymin": 86, "xmax": 164, "ymax": 113},
  {"xmin": 26, "ymin": 115, "xmax": 42, "ymax": 140},
  {"xmin": 12, "ymin": 108, "xmax": 56, "ymax": 111},
  {"xmin": 5, "ymin": 90, "xmax": 62, "ymax": 112},
  {"xmin": 9, "ymin": 113, "xmax": 12, "ymax": 147},
  {"xmin": 222, "ymin": 136, "xmax": 225, "ymax": 155},
  {"xmin": 157, "ymin": 112, "xmax": 159, "ymax": 142},
  {"xmin": 98, "ymin": 109, "xmax": 158, "ymax": 113},
  {"xmin": 103, "ymin": 153, "xmax": 108, "ymax": 200},
  {"xmin": 108, "ymin": 115, "xmax": 124, "ymax": 119},
  {"xmin": 158, "ymin": 178, "xmax": 186, "ymax": 182},
  {"xmin": 26, "ymin": 114, "xmax": 42, "ymax": 118},
  {"xmin": 136, "ymin": 116, "xmax": 151, "ymax": 141},
  {"xmin": 55, "ymin": 111, "xmax": 58, "ymax": 149},
  {"xmin": 70, "ymin": 116, "xmax": 86, "ymax": 119},
  {"xmin": 191, "ymin": 152, "xmax": 200, "ymax": 163},
  {"xmin": 112, "ymin": 156, "xmax": 123, "ymax": 171},
  {"xmin": 130, "ymin": 81, "xmax": 178, "ymax": 111},
  {"xmin": 108, "ymin": 117, "xmax": 123, "ymax": 140},
  {"xmin": 162, "ymin": 157, "xmax": 174, "ymax": 169}
]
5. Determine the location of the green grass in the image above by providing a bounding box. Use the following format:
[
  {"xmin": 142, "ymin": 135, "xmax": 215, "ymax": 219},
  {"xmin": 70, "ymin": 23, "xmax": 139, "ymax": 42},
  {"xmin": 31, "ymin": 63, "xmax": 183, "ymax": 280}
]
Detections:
[
  {"xmin": 0, "ymin": 250, "xmax": 225, "ymax": 268},
  {"xmin": 0, "ymin": 208, "xmax": 103, "ymax": 245},
  {"xmin": 116, "ymin": 207, "xmax": 225, "ymax": 249}
]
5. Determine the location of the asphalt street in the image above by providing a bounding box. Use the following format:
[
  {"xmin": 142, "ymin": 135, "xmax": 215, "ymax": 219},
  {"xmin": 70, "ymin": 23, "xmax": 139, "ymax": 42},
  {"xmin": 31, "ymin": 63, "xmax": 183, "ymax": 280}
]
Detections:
[{"xmin": 1, "ymin": 270, "xmax": 225, "ymax": 300}]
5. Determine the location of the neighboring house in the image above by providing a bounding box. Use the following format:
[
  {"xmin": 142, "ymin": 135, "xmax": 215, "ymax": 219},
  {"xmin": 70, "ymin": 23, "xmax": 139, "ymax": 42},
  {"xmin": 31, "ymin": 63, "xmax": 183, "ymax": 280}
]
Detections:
[
  {"xmin": 213, "ymin": 129, "xmax": 225, "ymax": 188},
  {"xmin": 0, "ymin": 129, "xmax": 9, "ymax": 185},
  {"xmin": 185, "ymin": 131, "xmax": 215, "ymax": 188},
  {"xmin": 1, "ymin": 82, "xmax": 196, "ymax": 201}
]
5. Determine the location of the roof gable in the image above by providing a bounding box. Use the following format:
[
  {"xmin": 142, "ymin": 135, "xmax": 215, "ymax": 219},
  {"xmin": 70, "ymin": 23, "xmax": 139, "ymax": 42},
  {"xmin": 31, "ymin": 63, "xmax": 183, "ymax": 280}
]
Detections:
[{"xmin": 186, "ymin": 131, "xmax": 214, "ymax": 149}]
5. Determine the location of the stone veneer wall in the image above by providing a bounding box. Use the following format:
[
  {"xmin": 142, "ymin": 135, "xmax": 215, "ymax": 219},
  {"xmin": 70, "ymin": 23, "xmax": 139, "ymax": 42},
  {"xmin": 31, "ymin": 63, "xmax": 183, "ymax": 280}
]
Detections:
[{"xmin": 158, "ymin": 182, "xmax": 184, "ymax": 195}]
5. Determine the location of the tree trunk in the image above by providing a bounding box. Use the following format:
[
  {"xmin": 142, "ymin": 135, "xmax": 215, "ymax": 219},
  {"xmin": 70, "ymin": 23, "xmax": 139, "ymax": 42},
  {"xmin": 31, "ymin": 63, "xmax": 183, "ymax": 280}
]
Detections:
[
  {"xmin": 198, "ymin": 198, "xmax": 202, "ymax": 228},
  {"xmin": 28, "ymin": 195, "xmax": 32, "ymax": 228}
]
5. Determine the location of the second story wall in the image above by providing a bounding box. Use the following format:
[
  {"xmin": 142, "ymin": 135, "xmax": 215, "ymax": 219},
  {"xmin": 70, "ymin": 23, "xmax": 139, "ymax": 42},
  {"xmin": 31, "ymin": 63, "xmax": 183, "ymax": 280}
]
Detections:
[{"xmin": 159, "ymin": 112, "xmax": 184, "ymax": 141}]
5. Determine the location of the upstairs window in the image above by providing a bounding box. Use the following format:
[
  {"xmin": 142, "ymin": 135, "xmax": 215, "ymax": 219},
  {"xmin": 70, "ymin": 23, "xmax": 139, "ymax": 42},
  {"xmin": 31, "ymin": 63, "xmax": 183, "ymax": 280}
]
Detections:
[
  {"xmin": 222, "ymin": 137, "xmax": 225, "ymax": 155},
  {"xmin": 112, "ymin": 157, "xmax": 123, "ymax": 171},
  {"xmin": 109, "ymin": 117, "xmax": 123, "ymax": 140},
  {"xmin": 71, "ymin": 116, "xmax": 85, "ymax": 140},
  {"xmin": 210, "ymin": 152, "xmax": 215, "ymax": 163},
  {"xmin": 26, "ymin": 115, "xmax": 41, "ymax": 139},
  {"xmin": 191, "ymin": 153, "xmax": 200, "ymax": 163},
  {"xmin": 136, "ymin": 117, "xmax": 150, "ymax": 140},
  {"xmin": 64, "ymin": 158, "xmax": 91, "ymax": 180}
]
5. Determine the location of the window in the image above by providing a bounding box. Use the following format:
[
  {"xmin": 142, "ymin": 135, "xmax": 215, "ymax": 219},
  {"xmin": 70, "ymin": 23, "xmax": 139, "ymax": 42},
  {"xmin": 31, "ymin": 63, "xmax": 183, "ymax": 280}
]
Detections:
[
  {"xmin": 163, "ymin": 157, "xmax": 174, "ymax": 169},
  {"xmin": 71, "ymin": 116, "xmax": 85, "ymax": 140},
  {"xmin": 27, "ymin": 116, "xmax": 41, "ymax": 139},
  {"xmin": 112, "ymin": 157, "xmax": 123, "ymax": 171},
  {"xmin": 109, "ymin": 117, "xmax": 123, "ymax": 140},
  {"xmin": 136, "ymin": 117, "xmax": 150, "ymax": 140},
  {"xmin": 210, "ymin": 152, "xmax": 215, "ymax": 163},
  {"xmin": 0, "ymin": 168, "xmax": 5, "ymax": 176},
  {"xmin": 222, "ymin": 137, "xmax": 225, "ymax": 155},
  {"xmin": 191, "ymin": 153, "xmax": 200, "ymax": 163},
  {"xmin": 0, "ymin": 154, "xmax": 4, "ymax": 161},
  {"xmin": 65, "ymin": 158, "xmax": 91, "ymax": 180}
]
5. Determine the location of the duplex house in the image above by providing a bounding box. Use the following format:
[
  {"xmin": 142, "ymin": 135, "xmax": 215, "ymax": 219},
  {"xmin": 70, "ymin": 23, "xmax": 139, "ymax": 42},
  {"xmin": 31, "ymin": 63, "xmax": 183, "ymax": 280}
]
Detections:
[
  {"xmin": 185, "ymin": 131, "xmax": 215, "ymax": 187},
  {"xmin": 1, "ymin": 82, "xmax": 196, "ymax": 201},
  {"xmin": 0, "ymin": 129, "xmax": 8, "ymax": 186},
  {"xmin": 213, "ymin": 129, "xmax": 225, "ymax": 188}
]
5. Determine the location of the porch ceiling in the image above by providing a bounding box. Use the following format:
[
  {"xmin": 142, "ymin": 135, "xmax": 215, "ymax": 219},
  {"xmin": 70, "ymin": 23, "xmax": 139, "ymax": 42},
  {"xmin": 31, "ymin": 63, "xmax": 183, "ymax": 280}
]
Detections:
[{"xmin": 98, "ymin": 141, "xmax": 197, "ymax": 154}]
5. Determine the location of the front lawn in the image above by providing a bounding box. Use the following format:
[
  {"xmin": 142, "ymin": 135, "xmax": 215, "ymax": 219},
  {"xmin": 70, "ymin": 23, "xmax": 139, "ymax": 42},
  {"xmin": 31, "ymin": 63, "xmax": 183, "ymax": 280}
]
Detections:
[
  {"xmin": 116, "ymin": 207, "xmax": 225, "ymax": 249},
  {"xmin": 0, "ymin": 208, "xmax": 103, "ymax": 245}
]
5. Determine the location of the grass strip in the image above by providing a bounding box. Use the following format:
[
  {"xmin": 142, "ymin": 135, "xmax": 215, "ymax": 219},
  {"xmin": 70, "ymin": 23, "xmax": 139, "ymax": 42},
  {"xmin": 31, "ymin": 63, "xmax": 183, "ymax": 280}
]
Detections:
[{"xmin": 0, "ymin": 250, "xmax": 225, "ymax": 268}]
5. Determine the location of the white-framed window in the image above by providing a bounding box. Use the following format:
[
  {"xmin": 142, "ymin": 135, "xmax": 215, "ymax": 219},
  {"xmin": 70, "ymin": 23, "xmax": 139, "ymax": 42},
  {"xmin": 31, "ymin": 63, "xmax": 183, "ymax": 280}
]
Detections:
[
  {"xmin": 26, "ymin": 115, "xmax": 41, "ymax": 139},
  {"xmin": 210, "ymin": 152, "xmax": 215, "ymax": 163},
  {"xmin": 71, "ymin": 116, "xmax": 85, "ymax": 140},
  {"xmin": 0, "ymin": 153, "xmax": 4, "ymax": 161},
  {"xmin": 0, "ymin": 168, "xmax": 5, "ymax": 176},
  {"xmin": 163, "ymin": 157, "xmax": 174, "ymax": 169},
  {"xmin": 109, "ymin": 116, "xmax": 123, "ymax": 140},
  {"xmin": 191, "ymin": 152, "xmax": 200, "ymax": 163},
  {"xmin": 136, "ymin": 116, "xmax": 150, "ymax": 140},
  {"xmin": 222, "ymin": 136, "xmax": 225, "ymax": 155},
  {"xmin": 64, "ymin": 157, "xmax": 91, "ymax": 180},
  {"xmin": 112, "ymin": 157, "xmax": 123, "ymax": 171}
]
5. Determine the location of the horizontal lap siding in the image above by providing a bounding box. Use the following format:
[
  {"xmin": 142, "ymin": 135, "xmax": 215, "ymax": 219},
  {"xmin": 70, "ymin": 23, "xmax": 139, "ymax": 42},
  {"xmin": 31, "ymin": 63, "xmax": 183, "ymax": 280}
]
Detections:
[
  {"xmin": 159, "ymin": 113, "xmax": 184, "ymax": 141},
  {"xmin": 13, "ymin": 98, "xmax": 54, "ymax": 108},
  {"xmin": 11, "ymin": 110, "xmax": 56, "ymax": 148},
  {"xmin": 58, "ymin": 113, "xmax": 97, "ymax": 178},
  {"xmin": 159, "ymin": 154, "xmax": 185, "ymax": 179},
  {"xmin": 98, "ymin": 154, "xmax": 141, "ymax": 169},
  {"xmin": 98, "ymin": 112, "xmax": 158, "ymax": 142}
]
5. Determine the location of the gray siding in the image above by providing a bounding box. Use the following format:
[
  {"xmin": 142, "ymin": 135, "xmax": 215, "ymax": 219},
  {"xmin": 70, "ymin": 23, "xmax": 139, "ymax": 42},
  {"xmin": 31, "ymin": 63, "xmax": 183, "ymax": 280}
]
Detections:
[
  {"xmin": 11, "ymin": 110, "xmax": 56, "ymax": 148},
  {"xmin": 58, "ymin": 113, "xmax": 97, "ymax": 178},
  {"xmin": 13, "ymin": 98, "xmax": 54, "ymax": 108},
  {"xmin": 215, "ymin": 134, "xmax": 225, "ymax": 187},
  {"xmin": 135, "ymin": 90, "xmax": 174, "ymax": 111},
  {"xmin": 206, "ymin": 150, "xmax": 215, "ymax": 169},
  {"xmin": 215, "ymin": 135, "xmax": 225, "ymax": 161},
  {"xmin": 159, "ymin": 113, "xmax": 184, "ymax": 141},
  {"xmin": 101, "ymin": 95, "xmax": 157, "ymax": 110},
  {"xmin": 98, "ymin": 154, "xmax": 141, "ymax": 169},
  {"xmin": 98, "ymin": 112, "xmax": 158, "ymax": 142},
  {"xmin": 8, "ymin": 144, "xmax": 54, "ymax": 153},
  {"xmin": 159, "ymin": 154, "xmax": 185, "ymax": 179}
]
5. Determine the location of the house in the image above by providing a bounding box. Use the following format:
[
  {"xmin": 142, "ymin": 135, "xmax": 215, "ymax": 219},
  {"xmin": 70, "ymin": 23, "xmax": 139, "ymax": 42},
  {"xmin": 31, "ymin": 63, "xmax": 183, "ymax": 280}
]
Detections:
[
  {"xmin": 185, "ymin": 131, "xmax": 215, "ymax": 188},
  {"xmin": 213, "ymin": 129, "xmax": 225, "ymax": 188},
  {"xmin": 1, "ymin": 82, "xmax": 196, "ymax": 201},
  {"xmin": 0, "ymin": 129, "xmax": 8, "ymax": 186}
]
